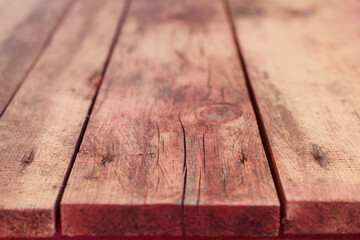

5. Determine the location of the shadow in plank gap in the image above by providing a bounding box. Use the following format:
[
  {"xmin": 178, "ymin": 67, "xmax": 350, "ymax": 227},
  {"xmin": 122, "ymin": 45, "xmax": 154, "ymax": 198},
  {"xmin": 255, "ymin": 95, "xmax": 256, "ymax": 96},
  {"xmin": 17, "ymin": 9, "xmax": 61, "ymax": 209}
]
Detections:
[
  {"xmin": 229, "ymin": 0, "xmax": 360, "ymax": 234},
  {"xmin": 0, "ymin": 0, "xmax": 126, "ymax": 237},
  {"xmin": 60, "ymin": 0, "xmax": 280, "ymax": 237}
]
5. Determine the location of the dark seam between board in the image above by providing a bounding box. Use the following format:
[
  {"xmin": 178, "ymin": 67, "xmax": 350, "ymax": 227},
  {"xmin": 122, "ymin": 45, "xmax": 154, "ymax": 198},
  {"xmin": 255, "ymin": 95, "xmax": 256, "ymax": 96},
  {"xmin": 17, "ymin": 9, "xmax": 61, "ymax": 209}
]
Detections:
[
  {"xmin": 53, "ymin": 0, "xmax": 132, "ymax": 233},
  {"xmin": 222, "ymin": 0, "xmax": 286, "ymax": 234}
]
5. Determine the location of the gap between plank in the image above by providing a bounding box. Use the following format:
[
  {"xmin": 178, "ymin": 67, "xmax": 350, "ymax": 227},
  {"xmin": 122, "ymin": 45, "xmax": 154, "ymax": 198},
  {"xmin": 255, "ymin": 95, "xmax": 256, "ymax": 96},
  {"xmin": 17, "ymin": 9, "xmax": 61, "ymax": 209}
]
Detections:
[
  {"xmin": 54, "ymin": 0, "xmax": 132, "ymax": 232},
  {"xmin": 0, "ymin": 0, "xmax": 76, "ymax": 119},
  {"xmin": 222, "ymin": 0, "xmax": 287, "ymax": 232}
]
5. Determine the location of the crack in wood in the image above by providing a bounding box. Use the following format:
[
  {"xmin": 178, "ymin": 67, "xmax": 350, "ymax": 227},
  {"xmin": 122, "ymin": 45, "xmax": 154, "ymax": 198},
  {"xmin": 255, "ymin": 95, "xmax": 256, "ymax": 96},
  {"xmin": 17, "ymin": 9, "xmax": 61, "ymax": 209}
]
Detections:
[
  {"xmin": 156, "ymin": 122, "xmax": 160, "ymax": 166},
  {"xmin": 239, "ymin": 145, "xmax": 247, "ymax": 164},
  {"xmin": 178, "ymin": 114, "xmax": 187, "ymax": 173},
  {"xmin": 221, "ymin": 87, "xmax": 225, "ymax": 102},
  {"xmin": 20, "ymin": 148, "xmax": 36, "ymax": 172},
  {"xmin": 202, "ymin": 132, "xmax": 206, "ymax": 170},
  {"xmin": 178, "ymin": 113, "xmax": 187, "ymax": 236},
  {"xmin": 203, "ymin": 61, "xmax": 212, "ymax": 100},
  {"xmin": 196, "ymin": 169, "xmax": 201, "ymax": 208}
]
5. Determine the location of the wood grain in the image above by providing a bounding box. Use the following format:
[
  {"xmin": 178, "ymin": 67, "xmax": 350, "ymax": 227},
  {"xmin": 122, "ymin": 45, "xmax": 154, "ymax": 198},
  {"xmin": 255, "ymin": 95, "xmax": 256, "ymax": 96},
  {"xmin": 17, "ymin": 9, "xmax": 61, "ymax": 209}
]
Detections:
[
  {"xmin": 61, "ymin": 0, "xmax": 279, "ymax": 237},
  {"xmin": 0, "ymin": 0, "xmax": 72, "ymax": 116},
  {"xmin": 230, "ymin": 0, "xmax": 360, "ymax": 234},
  {"xmin": 0, "ymin": 0, "xmax": 125, "ymax": 237}
]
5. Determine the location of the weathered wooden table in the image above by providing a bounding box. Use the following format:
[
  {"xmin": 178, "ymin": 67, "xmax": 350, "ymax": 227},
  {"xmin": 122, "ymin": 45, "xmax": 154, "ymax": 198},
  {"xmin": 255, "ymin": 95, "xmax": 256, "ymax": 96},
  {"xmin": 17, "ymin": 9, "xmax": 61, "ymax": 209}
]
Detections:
[{"xmin": 0, "ymin": 0, "xmax": 359, "ymax": 239}]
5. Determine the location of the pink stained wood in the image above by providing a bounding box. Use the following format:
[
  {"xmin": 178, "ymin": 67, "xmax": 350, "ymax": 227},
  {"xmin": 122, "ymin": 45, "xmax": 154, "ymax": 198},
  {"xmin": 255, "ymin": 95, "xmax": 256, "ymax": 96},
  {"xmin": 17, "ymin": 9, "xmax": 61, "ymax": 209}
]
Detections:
[
  {"xmin": 61, "ymin": 0, "xmax": 279, "ymax": 237},
  {"xmin": 230, "ymin": 0, "xmax": 360, "ymax": 234},
  {"xmin": 0, "ymin": 0, "xmax": 72, "ymax": 115},
  {"xmin": 0, "ymin": 0, "xmax": 126, "ymax": 237}
]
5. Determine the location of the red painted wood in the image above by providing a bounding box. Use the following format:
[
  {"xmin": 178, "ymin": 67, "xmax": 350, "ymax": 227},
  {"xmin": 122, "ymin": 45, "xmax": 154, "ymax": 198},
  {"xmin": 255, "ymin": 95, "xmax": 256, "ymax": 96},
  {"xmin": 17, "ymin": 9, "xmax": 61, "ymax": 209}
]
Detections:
[{"xmin": 61, "ymin": 0, "xmax": 279, "ymax": 237}]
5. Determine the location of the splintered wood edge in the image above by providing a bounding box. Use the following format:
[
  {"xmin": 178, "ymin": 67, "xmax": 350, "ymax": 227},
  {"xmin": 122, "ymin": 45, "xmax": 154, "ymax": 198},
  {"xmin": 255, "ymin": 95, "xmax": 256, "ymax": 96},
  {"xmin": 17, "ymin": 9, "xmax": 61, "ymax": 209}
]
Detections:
[
  {"xmin": 0, "ymin": 208, "xmax": 54, "ymax": 238},
  {"xmin": 285, "ymin": 201, "xmax": 360, "ymax": 234},
  {"xmin": 61, "ymin": 204, "xmax": 279, "ymax": 237}
]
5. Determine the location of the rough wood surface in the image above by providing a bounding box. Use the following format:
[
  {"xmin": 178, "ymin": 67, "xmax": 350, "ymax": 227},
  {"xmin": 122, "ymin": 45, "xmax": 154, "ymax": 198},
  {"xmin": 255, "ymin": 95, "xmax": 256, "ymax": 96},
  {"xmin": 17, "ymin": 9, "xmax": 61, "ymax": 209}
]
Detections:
[
  {"xmin": 0, "ymin": 0, "xmax": 72, "ymax": 116},
  {"xmin": 230, "ymin": 0, "xmax": 360, "ymax": 234},
  {"xmin": 61, "ymin": 0, "xmax": 279, "ymax": 237},
  {"xmin": 0, "ymin": 0, "xmax": 125, "ymax": 237}
]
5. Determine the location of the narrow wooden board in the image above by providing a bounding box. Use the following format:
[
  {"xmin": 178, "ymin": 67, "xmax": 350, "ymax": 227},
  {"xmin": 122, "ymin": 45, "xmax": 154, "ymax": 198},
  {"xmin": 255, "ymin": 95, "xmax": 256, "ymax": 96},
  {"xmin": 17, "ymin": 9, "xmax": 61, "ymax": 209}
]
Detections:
[
  {"xmin": 0, "ymin": 0, "xmax": 72, "ymax": 116},
  {"xmin": 61, "ymin": 0, "xmax": 279, "ymax": 237},
  {"xmin": 230, "ymin": 0, "xmax": 360, "ymax": 234},
  {"xmin": 0, "ymin": 0, "xmax": 125, "ymax": 237}
]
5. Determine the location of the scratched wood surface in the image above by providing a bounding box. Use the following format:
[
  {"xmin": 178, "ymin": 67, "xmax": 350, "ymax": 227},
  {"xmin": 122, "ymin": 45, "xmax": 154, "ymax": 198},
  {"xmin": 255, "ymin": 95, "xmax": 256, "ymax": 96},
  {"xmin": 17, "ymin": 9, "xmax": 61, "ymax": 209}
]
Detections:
[
  {"xmin": 230, "ymin": 0, "xmax": 360, "ymax": 234},
  {"xmin": 0, "ymin": 0, "xmax": 125, "ymax": 237},
  {"xmin": 61, "ymin": 0, "xmax": 279, "ymax": 237},
  {"xmin": 0, "ymin": 0, "xmax": 72, "ymax": 116}
]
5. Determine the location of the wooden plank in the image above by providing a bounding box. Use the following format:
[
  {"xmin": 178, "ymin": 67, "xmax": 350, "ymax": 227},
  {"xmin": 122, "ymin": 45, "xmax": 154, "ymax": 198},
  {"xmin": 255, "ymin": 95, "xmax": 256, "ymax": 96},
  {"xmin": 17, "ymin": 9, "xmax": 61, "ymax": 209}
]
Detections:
[
  {"xmin": 0, "ymin": 0, "xmax": 72, "ymax": 116},
  {"xmin": 229, "ymin": 0, "xmax": 360, "ymax": 234},
  {"xmin": 61, "ymin": 0, "xmax": 280, "ymax": 237},
  {"xmin": 0, "ymin": 0, "xmax": 125, "ymax": 237}
]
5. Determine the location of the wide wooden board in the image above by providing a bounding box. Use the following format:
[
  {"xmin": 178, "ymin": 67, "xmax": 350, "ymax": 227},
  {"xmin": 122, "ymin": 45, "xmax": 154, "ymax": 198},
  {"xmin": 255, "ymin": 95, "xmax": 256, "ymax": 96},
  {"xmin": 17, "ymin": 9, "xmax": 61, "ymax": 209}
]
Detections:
[
  {"xmin": 0, "ymin": 0, "xmax": 125, "ymax": 237},
  {"xmin": 61, "ymin": 0, "xmax": 279, "ymax": 237},
  {"xmin": 230, "ymin": 0, "xmax": 360, "ymax": 234},
  {"xmin": 0, "ymin": 0, "xmax": 72, "ymax": 116}
]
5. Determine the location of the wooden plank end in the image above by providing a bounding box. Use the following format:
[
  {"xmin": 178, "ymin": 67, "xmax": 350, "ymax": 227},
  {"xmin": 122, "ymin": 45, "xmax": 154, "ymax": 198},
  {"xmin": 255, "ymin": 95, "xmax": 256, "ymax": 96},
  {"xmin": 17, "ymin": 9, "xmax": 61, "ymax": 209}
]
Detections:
[
  {"xmin": 0, "ymin": 208, "xmax": 54, "ymax": 238},
  {"xmin": 61, "ymin": 204, "xmax": 182, "ymax": 236},
  {"xmin": 284, "ymin": 201, "xmax": 360, "ymax": 234},
  {"xmin": 184, "ymin": 205, "xmax": 280, "ymax": 236}
]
